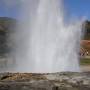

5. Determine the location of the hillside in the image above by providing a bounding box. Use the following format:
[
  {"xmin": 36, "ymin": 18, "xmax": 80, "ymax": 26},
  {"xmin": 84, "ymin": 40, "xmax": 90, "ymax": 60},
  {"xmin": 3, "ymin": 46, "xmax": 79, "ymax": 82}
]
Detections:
[
  {"xmin": 0, "ymin": 17, "xmax": 17, "ymax": 57},
  {"xmin": 84, "ymin": 21, "xmax": 90, "ymax": 40},
  {"xmin": 81, "ymin": 40, "xmax": 90, "ymax": 55},
  {"xmin": 81, "ymin": 21, "xmax": 90, "ymax": 56},
  {"xmin": 0, "ymin": 17, "xmax": 17, "ymax": 32}
]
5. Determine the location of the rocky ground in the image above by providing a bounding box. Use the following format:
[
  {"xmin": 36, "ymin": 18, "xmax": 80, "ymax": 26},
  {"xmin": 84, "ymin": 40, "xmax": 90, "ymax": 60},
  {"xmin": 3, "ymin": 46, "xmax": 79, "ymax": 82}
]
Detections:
[{"xmin": 0, "ymin": 72, "xmax": 90, "ymax": 90}]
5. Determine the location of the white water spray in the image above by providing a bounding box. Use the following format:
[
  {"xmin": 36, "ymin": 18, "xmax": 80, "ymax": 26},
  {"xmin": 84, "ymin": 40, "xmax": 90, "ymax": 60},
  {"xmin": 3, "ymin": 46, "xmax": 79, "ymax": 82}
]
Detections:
[{"xmin": 10, "ymin": 0, "xmax": 82, "ymax": 73}]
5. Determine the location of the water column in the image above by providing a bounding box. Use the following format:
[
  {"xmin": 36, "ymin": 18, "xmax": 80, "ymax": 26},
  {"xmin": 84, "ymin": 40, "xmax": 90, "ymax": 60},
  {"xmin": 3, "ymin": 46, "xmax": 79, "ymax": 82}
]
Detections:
[{"xmin": 13, "ymin": 0, "xmax": 82, "ymax": 73}]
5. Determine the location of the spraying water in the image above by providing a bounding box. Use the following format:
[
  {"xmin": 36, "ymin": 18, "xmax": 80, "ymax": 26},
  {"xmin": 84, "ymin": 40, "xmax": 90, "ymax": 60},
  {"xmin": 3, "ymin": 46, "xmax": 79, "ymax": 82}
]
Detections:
[{"xmin": 9, "ymin": 0, "xmax": 82, "ymax": 73}]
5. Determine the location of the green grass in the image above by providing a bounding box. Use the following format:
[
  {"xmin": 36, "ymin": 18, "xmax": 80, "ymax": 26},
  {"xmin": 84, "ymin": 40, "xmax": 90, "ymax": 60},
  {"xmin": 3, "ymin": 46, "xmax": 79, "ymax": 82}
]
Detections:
[{"xmin": 80, "ymin": 58, "xmax": 90, "ymax": 65}]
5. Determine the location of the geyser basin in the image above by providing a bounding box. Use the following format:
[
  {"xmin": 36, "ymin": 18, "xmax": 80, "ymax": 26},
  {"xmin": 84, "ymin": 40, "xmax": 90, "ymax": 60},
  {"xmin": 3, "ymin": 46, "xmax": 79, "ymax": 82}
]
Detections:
[
  {"xmin": 11, "ymin": 0, "xmax": 83, "ymax": 73},
  {"xmin": 0, "ymin": 72, "xmax": 90, "ymax": 90}
]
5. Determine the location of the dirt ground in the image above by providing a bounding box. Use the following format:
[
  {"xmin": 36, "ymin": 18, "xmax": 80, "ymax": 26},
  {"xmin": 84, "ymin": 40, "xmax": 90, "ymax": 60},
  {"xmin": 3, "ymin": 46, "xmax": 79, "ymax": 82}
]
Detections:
[{"xmin": 81, "ymin": 65, "xmax": 90, "ymax": 72}]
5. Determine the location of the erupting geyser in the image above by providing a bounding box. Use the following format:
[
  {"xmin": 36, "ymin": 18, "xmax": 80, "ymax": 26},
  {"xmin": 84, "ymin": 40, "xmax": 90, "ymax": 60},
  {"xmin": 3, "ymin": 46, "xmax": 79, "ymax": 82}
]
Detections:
[{"xmin": 11, "ymin": 0, "xmax": 82, "ymax": 73}]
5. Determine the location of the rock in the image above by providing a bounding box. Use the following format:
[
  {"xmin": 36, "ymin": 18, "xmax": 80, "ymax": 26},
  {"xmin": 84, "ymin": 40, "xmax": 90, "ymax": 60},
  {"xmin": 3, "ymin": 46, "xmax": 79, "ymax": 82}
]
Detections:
[{"xmin": 0, "ymin": 72, "xmax": 89, "ymax": 90}]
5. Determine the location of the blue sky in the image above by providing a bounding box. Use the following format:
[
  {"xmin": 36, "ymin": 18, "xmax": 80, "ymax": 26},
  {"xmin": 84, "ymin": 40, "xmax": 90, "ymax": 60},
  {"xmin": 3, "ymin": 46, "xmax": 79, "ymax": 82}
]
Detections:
[
  {"xmin": 0, "ymin": 0, "xmax": 21, "ymax": 19},
  {"xmin": 0, "ymin": 0, "xmax": 90, "ymax": 20},
  {"xmin": 64, "ymin": 0, "xmax": 90, "ymax": 20}
]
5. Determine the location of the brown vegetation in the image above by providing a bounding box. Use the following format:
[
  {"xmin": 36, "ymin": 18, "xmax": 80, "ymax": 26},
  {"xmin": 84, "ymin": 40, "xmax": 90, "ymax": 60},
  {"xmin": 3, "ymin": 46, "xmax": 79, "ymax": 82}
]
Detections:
[{"xmin": 81, "ymin": 40, "xmax": 90, "ymax": 55}]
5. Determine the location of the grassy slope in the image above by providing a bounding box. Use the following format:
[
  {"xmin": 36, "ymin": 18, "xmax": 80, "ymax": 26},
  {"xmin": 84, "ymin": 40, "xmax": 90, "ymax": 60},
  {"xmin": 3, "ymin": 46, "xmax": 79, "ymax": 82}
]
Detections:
[{"xmin": 80, "ymin": 58, "xmax": 90, "ymax": 65}]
